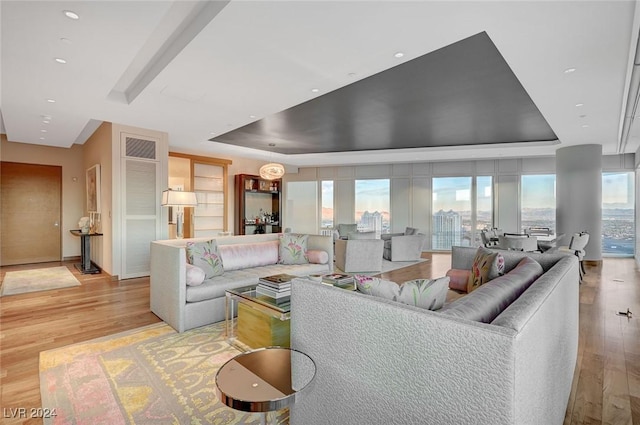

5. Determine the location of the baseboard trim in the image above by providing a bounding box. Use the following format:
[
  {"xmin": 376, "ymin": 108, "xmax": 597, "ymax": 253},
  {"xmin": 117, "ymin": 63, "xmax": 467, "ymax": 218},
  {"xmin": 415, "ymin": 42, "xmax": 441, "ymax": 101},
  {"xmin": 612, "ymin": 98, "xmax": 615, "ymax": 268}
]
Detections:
[{"xmin": 63, "ymin": 256, "xmax": 81, "ymax": 262}]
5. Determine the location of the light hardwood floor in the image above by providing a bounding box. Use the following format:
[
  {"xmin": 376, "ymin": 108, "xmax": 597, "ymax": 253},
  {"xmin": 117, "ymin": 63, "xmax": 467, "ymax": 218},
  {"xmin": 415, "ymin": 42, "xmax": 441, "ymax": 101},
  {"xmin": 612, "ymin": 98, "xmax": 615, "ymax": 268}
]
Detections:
[{"xmin": 1, "ymin": 254, "xmax": 639, "ymax": 424}]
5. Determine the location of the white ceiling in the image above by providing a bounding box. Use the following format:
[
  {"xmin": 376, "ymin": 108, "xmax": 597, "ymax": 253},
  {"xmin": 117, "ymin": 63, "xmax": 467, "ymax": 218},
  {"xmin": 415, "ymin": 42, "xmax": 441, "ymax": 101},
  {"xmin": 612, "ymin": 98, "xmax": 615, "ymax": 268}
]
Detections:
[{"xmin": 2, "ymin": 0, "xmax": 640, "ymax": 167}]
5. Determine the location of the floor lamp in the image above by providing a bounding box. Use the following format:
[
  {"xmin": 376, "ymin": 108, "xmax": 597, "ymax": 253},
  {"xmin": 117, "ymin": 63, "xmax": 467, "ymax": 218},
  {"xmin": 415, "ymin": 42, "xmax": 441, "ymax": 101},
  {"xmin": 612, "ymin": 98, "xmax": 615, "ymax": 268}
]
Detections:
[{"xmin": 161, "ymin": 189, "xmax": 198, "ymax": 239}]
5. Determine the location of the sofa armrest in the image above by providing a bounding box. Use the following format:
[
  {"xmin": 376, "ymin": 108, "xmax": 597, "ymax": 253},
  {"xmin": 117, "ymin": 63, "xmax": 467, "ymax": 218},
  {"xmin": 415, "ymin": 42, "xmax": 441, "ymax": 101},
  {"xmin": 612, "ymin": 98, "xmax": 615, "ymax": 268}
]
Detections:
[
  {"xmin": 150, "ymin": 241, "xmax": 187, "ymax": 332},
  {"xmin": 335, "ymin": 239, "xmax": 383, "ymax": 272},
  {"xmin": 388, "ymin": 234, "xmax": 425, "ymax": 261}
]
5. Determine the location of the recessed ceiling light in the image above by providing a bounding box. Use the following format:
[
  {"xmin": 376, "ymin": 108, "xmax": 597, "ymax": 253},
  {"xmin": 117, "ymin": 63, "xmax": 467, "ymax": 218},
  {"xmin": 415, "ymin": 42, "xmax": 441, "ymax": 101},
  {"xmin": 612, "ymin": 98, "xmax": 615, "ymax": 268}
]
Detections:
[
  {"xmin": 40, "ymin": 129, "xmax": 47, "ymax": 133},
  {"xmin": 54, "ymin": 58, "xmax": 67, "ymax": 64},
  {"xmin": 394, "ymin": 52, "xmax": 404, "ymax": 58},
  {"xmin": 39, "ymin": 137, "xmax": 45, "ymax": 140},
  {"xmin": 581, "ymin": 124, "xmax": 590, "ymax": 128},
  {"xmin": 564, "ymin": 68, "xmax": 576, "ymax": 74},
  {"xmin": 575, "ymin": 103, "xmax": 584, "ymax": 107},
  {"xmin": 63, "ymin": 10, "xmax": 79, "ymax": 20},
  {"xmin": 60, "ymin": 37, "xmax": 72, "ymax": 44},
  {"xmin": 311, "ymin": 88, "xmax": 319, "ymax": 93},
  {"xmin": 249, "ymin": 115, "xmax": 256, "ymax": 119},
  {"xmin": 43, "ymin": 120, "xmax": 50, "ymax": 124},
  {"xmin": 348, "ymin": 72, "xmax": 356, "ymax": 77},
  {"xmin": 46, "ymin": 99, "xmax": 56, "ymax": 103}
]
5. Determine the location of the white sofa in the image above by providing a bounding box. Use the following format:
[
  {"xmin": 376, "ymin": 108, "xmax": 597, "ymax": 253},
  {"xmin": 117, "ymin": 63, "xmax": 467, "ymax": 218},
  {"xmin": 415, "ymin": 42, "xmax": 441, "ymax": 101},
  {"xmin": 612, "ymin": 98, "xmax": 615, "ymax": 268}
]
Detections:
[
  {"xmin": 290, "ymin": 246, "xmax": 579, "ymax": 425},
  {"xmin": 150, "ymin": 233, "xmax": 333, "ymax": 332}
]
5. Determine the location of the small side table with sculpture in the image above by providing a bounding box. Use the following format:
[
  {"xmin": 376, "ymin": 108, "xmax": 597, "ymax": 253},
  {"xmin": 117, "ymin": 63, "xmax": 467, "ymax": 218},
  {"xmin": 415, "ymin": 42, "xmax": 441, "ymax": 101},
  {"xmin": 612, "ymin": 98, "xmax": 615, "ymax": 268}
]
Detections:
[{"xmin": 70, "ymin": 229, "xmax": 102, "ymax": 274}]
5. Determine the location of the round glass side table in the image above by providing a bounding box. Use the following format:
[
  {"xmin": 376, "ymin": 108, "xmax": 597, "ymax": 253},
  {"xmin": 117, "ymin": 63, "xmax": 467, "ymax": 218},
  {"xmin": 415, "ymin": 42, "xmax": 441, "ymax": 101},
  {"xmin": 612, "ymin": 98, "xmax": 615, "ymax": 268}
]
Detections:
[{"xmin": 215, "ymin": 347, "xmax": 316, "ymax": 425}]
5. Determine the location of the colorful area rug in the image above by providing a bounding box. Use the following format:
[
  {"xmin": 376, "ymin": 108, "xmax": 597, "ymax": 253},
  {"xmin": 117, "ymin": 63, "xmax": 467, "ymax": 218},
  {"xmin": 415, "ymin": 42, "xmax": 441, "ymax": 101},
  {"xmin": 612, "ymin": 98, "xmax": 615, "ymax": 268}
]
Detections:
[
  {"xmin": 40, "ymin": 321, "xmax": 289, "ymax": 424},
  {"xmin": 0, "ymin": 266, "xmax": 81, "ymax": 297}
]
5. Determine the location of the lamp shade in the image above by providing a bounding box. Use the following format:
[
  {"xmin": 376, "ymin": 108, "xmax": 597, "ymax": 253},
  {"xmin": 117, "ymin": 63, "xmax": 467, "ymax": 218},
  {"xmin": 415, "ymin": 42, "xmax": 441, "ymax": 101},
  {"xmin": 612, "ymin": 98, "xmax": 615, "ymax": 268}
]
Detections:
[
  {"xmin": 161, "ymin": 190, "xmax": 198, "ymax": 206},
  {"xmin": 259, "ymin": 163, "xmax": 285, "ymax": 180}
]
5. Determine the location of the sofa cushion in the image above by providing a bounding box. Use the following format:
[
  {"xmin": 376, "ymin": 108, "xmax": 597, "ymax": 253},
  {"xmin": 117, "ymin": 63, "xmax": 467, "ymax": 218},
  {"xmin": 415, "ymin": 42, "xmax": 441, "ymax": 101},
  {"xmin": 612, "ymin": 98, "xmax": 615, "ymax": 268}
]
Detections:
[
  {"xmin": 186, "ymin": 239, "xmax": 224, "ymax": 279},
  {"xmin": 440, "ymin": 256, "xmax": 544, "ymax": 323},
  {"xmin": 185, "ymin": 263, "xmax": 206, "ymax": 286},
  {"xmin": 445, "ymin": 268, "xmax": 471, "ymax": 292},
  {"xmin": 404, "ymin": 227, "xmax": 419, "ymax": 235},
  {"xmin": 219, "ymin": 240, "xmax": 279, "ymax": 271},
  {"xmin": 337, "ymin": 223, "xmax": 358, "ymax": 238},
  {"xmin": 279, "ymin": 233, "xmax": 309, "ymax": 264},
  {"xmin": 307, "ymin": 249, "xmax": 329, "ymax": 264},
  {"xmin": 467, "ymin": 247, "xmax": 505, "ymax": 293},
  {"xmin": 398, "ymin": 277, "xmax": 450, "ymax": 310},
  {"xmin": 354, "ymin": 275, "xmax": 400, "ymax": 301},
  {"xmin": 348, "ymin": 231, "xmax": 376, "ymax": 240}
]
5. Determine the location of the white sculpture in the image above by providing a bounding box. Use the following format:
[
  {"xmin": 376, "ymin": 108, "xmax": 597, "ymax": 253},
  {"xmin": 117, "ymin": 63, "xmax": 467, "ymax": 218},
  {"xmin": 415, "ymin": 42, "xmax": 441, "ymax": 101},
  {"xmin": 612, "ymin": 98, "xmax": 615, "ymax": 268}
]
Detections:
[{"xmin": 78, "ymin": 217, "xmax": 90, "ymax": 234}]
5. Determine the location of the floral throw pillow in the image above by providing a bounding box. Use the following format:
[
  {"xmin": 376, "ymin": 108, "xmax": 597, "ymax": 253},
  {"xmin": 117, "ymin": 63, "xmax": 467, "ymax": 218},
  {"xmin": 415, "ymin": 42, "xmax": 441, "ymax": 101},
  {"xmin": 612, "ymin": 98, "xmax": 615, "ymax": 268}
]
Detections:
[
  {"xmin": 279, "ymin": 233, "xmax": 309, "ymax": 265},
  {"xmin": 398, "ymin": 277, "xmax": 450, "ymax": 310},
  {"xmin": 186, "ymin": 240, "xmax": 224, "ymax": 279},
  {"xmin": 354, "ymin": 275, "xmax": 400, "ymax": 301},
  {"xmin": 467, "ymin": 247, "xmax": 505, "ymax": 293}
]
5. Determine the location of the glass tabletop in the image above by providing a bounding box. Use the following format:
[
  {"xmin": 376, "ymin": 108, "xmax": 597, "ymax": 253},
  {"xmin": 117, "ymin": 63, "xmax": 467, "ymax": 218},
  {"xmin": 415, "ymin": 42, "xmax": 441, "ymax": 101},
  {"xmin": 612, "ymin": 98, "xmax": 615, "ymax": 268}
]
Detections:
[
  {"xmin": 226, "ymin": 284, "xmax": 291, "ymax": 313},
  {"xmin": 215, "ymin": 347, "xmax": 316, "ymax": 412}
]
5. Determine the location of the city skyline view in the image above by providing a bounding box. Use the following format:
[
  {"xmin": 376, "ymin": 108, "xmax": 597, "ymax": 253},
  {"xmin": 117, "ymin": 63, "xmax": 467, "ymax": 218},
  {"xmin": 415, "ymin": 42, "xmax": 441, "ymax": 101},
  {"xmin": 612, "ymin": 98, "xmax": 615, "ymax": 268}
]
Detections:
[{"xmin": 320, "ymin": 172, "xmax": 634, "ymax": 255}]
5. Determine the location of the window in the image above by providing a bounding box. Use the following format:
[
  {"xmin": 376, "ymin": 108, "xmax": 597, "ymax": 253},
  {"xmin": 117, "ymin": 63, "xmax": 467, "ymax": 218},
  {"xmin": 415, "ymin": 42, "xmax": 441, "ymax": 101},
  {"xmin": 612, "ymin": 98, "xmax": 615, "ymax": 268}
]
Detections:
[
  {"xmin": 475, "ymin": 176, "xmax": 493, "ymax": 245},
  {"xmin": 602, "ymin": 172, "xmax": 634, "ymax": 256},
  {"xmin": 521, "ymin": 174, "xmax": 556, "ymax": 233},
  {"xmin": 321, "ymin": 181, "xmax": 334, "ymax": 230},
  {"xmin": 355, "ymin": 179, "xmax": 390, "ymax": 236},
  {"xmin": 432, "ymin": 177, "xmax": 472, "ymax": 249},
  {"xmin": 431, "ymin": 176, "xmax": 493, "ymax": 250}
]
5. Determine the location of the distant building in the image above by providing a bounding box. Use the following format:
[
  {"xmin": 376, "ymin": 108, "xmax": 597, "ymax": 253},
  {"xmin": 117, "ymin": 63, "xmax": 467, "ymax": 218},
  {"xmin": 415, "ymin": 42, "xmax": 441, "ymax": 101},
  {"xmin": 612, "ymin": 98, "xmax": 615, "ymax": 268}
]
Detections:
[
  {"xmin": 433, "ymin": 209, "xmax": 462, "ymax": 249},
  {"xmin": 359, "ymin": 211, "xmax": 383, "ymax": 237}
]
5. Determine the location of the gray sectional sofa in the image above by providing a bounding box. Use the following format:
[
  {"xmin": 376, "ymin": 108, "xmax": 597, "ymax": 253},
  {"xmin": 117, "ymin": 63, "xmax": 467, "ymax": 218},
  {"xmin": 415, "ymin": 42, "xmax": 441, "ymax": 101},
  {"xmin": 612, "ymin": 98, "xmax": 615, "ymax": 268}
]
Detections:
[
  {"xmin": 150, "ymin": 233, "xmax": 333, "ymax": 332},
  {"xmin": 290, "ymin": 246, "xmax": 579, "ymax": 425}
]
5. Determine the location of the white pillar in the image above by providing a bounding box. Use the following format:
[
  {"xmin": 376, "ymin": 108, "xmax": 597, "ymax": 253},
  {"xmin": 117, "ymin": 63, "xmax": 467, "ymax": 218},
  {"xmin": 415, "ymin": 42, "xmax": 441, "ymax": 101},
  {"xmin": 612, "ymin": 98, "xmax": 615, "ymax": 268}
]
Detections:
[{"xmin": 555, "ymin": 144, "xmax": 602, "ymax": 261}]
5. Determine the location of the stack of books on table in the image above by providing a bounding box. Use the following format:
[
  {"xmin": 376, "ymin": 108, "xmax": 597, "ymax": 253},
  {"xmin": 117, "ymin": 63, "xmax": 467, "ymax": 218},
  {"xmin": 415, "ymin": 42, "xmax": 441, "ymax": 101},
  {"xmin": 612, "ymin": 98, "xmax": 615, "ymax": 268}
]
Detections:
[
  {"xmin": 322, "ymin": 273, "xmax": 356, "ymax": 290},
  {"xmin": 256, "ymin": 273, "xmax": 296, "ymax": 304}
]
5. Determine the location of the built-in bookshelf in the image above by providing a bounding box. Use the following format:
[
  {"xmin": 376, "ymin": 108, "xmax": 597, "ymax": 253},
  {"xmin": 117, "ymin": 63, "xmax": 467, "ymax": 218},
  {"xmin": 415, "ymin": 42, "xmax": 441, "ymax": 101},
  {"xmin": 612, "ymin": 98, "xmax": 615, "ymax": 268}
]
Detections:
[{"xmin": 234, "ymin": 174, "xmax": 281, "ymax": 235}]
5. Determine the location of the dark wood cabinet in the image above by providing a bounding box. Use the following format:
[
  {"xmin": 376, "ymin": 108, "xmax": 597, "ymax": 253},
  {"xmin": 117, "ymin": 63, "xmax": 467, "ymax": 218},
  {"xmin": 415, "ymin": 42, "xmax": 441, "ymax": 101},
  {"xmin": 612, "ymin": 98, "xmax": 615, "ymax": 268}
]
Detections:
[{"xmin": 234, "ymin": 174, "xmax": 281, "ymax": 235}]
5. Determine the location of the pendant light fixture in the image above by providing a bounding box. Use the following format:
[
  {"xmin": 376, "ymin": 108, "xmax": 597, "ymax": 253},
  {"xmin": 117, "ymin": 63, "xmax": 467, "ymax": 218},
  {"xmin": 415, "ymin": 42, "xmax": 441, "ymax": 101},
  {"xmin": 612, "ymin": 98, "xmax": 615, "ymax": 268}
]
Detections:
[{"xmin": 259, "ymin": 143, "xmax": 285, "ymax": 180}]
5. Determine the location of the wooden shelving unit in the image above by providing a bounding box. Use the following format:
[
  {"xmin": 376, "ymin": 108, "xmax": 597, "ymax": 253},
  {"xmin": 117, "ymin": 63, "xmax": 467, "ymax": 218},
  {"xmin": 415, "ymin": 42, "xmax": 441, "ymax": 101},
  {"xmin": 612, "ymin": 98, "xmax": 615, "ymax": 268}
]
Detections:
[{"xmin": 234, "ymin": 174, "xmax": 281, "ymax": 235}]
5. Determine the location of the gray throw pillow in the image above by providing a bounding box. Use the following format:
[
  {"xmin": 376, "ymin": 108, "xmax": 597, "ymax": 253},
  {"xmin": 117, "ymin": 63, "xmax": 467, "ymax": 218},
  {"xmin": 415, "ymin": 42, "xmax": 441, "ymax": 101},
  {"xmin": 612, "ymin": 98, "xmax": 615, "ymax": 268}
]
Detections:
[
  {"xmin": 338, "ymin": 223, "xmax": 358, "ymax": 238},
  {"xmin": 404, "ymin": 227, "xmax": 419, "ymax": 235},
  {"xmin": 398, "ymin": 277, "xmax": 450, "ymax": 310},
  {"xmin": 354, "ymin": 275, "xmax": 400, "ymax": 301},
  {"xmin": 186, "ymin": 239, "xmax": 224, "ymax": 279}
]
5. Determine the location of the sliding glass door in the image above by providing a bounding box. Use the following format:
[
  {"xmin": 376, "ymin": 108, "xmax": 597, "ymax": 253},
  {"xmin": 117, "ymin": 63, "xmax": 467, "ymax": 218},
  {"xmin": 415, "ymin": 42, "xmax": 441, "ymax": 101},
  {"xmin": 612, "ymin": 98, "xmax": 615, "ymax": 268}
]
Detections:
[
  {"xmin": 602, "ymin": 172, "xmax": 634, "ymax": 256},
  {"xmin": 432, "ymin": 176, "xmax": 493, "ymax": 250}
]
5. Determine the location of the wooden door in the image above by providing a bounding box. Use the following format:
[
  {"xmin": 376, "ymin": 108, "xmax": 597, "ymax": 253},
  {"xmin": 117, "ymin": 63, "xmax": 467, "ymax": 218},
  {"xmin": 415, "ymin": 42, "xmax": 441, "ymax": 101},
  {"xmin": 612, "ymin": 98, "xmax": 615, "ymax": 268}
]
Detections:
[{"xmin": 1, "ymin": 162, "xmax": 62, "ymax": 265}]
